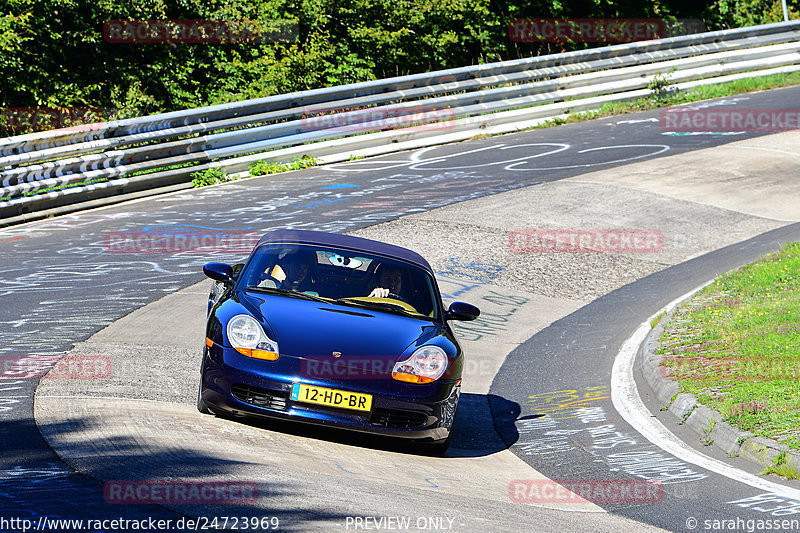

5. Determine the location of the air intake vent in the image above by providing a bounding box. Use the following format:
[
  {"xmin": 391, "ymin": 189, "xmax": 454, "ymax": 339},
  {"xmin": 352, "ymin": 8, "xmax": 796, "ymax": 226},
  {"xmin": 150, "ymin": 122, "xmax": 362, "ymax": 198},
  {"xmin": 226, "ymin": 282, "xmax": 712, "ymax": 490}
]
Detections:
[
  {"xmin": 369, "ymin": 408, "xmax": 427, "ymax": 428},
  {"xmin": 231, "ymin": 384, "xmax": 287, "ymax": 411}
]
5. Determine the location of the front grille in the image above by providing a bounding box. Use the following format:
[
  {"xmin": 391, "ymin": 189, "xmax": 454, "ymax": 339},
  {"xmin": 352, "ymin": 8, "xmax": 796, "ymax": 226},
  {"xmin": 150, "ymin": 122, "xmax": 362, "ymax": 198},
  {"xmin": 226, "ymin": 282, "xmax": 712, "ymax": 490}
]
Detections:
[
  {"xmin": 231, "ymin": 384, "xmax": 287, "ymax": 411},
  {"xmin": 369, "ymin": 408, "xmax": 427, "ymax": 429}
]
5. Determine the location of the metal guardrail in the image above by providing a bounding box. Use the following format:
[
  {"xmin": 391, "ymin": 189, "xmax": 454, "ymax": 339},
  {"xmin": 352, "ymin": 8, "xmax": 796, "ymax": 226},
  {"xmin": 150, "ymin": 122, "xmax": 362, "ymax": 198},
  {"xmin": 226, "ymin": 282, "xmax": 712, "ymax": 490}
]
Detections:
[{"xmin": 1, "ymin": 20, "xmax": 799, "ymax": 224}]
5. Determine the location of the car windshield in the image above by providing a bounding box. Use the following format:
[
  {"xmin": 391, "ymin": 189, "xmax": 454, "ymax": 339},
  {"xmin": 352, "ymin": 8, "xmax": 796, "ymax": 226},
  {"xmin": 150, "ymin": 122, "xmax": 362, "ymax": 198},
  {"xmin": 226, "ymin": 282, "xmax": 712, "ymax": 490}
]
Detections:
[{"xmin": 239, "ymin": 243, "xmax": 440, "ymax": 320}]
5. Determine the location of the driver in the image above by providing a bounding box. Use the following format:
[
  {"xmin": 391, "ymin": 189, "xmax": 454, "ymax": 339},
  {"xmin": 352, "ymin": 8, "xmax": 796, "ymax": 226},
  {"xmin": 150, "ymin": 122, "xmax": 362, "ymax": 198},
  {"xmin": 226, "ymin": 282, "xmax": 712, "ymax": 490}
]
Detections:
[{"xmin": 368, "ymin": 265, "xmax": 405, "ymax": 300}]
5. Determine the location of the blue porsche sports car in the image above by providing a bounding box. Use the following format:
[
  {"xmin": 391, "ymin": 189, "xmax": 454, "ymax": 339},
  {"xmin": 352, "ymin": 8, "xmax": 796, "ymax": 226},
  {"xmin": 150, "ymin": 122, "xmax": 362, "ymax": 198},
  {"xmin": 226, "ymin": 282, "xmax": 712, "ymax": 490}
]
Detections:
[{"xmin": 198, "ymin": 230, "xmax": 480, "ymax": 453}]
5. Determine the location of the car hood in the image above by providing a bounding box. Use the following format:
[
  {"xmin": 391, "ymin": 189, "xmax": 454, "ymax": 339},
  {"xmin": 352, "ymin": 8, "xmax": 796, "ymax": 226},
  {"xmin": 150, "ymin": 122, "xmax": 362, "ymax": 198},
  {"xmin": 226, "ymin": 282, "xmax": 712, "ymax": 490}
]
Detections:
[{"xmin": 243, "ymin": 292, "xmax": 441, "ymax": 361}]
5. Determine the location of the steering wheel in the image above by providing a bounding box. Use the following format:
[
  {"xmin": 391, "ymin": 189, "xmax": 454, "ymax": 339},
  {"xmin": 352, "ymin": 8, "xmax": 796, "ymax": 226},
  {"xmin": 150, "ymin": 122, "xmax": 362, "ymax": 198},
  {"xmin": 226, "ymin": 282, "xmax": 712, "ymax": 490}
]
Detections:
[
  {"xmin": 257, "ymin": 275, "xmax": 282, "ymax": 289},
  {"xmin": 386, "ymin": 292, "xmax": 409, "ymax": 304}
]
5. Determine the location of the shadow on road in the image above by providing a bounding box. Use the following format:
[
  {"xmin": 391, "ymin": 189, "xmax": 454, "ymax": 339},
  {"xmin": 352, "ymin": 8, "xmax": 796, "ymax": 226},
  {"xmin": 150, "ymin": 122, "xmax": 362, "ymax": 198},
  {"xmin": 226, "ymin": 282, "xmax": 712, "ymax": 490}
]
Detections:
[{"xmin": 207, "ymin": 392, "xmax": 521, "ymax": 458}]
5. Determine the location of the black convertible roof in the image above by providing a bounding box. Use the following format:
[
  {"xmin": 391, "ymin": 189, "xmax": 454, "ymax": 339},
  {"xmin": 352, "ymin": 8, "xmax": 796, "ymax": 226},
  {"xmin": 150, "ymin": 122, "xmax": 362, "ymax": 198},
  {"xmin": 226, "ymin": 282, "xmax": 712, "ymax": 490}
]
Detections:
[{"xmin": 256, "ymin": 230, "xmax": 432, "ymax": 272}]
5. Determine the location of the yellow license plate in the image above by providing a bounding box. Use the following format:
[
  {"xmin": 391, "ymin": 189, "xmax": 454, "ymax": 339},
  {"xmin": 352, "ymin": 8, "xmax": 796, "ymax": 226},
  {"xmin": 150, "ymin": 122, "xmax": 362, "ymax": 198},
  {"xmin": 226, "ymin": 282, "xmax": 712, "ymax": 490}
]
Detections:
[{"xmin": 290, "ymin": 383, "xmax": 372, "ymax": 412}]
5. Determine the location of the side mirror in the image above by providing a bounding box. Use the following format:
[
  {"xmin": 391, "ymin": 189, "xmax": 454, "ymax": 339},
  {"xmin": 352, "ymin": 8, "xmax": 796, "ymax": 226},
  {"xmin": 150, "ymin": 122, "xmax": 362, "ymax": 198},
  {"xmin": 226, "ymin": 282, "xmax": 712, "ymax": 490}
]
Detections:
[
  {"xmin": 203, "ymin": 262, "xmax": 234, "ymax": 284},
  {"xmin": 445, "ymin": 301, "xmax": 480, "ymax": 321}
]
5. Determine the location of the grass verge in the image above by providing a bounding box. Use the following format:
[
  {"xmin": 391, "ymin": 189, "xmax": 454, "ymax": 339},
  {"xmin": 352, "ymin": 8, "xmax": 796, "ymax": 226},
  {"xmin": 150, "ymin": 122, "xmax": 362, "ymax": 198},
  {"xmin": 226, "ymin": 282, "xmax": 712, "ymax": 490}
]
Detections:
[
  {"xmin": 249, "ymin": 155, "xmax": 319, "ymax": 177},
  {"xmin": 191, "ymin": 167, "xmax": 229, "ymax": 188},
  {"xmin": 532, "ymin": 70, "xmax": 800, "ymax": 129},
  {"xmin": 762, "ymin": 451, "xmax": 800, "ymax": 479},
  {"xmin": 657, "ymin": 242, "xmax": 800, "ymax": 451}
]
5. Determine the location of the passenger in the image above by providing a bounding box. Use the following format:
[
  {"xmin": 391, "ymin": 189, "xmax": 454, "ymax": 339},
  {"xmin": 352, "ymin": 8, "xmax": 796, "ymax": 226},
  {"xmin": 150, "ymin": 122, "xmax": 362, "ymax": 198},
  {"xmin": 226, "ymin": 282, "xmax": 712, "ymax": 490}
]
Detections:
[{"xmin": 274, "ymin": 249, "xmax": 316, "ymax": 292}]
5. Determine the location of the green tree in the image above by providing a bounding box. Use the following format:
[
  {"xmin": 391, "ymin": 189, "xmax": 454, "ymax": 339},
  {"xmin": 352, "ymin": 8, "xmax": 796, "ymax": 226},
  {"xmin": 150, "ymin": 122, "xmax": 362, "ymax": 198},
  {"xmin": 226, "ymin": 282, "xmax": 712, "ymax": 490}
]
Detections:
[{"xmin": 1, "ymin": 0, "xmax": 795, "ymax": 127}]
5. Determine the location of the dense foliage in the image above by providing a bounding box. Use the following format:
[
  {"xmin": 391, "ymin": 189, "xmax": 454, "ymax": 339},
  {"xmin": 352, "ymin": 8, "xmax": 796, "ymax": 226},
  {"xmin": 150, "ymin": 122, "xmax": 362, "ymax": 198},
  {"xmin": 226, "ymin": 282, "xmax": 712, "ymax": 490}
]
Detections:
[{"xmin": 1, "ymin": 0, "xmax": 797, "ymax": 120}]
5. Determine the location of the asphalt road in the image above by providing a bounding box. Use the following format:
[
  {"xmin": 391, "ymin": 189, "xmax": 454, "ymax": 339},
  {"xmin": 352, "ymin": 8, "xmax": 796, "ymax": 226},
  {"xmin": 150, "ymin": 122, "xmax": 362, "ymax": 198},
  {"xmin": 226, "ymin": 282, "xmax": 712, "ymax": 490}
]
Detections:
[
  {"xmin": 490, "ymin": 222, "xmax": 800, "ymax": 530},
  {"xmin": 1, "ymin": 85, "xmax": 800, "ymax": 531}
]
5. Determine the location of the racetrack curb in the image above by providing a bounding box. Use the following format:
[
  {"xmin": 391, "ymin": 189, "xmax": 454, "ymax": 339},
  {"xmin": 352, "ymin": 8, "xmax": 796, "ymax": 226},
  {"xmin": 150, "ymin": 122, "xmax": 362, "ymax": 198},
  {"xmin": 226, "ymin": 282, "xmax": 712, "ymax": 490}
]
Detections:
[{"xmin": 637, "ymin": 289, "xmax": 800, "ymax": 477}]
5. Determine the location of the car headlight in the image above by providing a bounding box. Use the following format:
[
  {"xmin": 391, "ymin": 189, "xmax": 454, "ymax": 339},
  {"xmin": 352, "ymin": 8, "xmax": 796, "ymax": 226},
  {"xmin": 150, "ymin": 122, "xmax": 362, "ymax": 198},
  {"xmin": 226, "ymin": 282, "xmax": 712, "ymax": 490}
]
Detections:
[
  {"xmin": 227, "ymin": 315, "xmax": 279, "ymax": 361},
  {"xmin": 392, "ymin": 345, "xmax": 448, "ymax": 384}
]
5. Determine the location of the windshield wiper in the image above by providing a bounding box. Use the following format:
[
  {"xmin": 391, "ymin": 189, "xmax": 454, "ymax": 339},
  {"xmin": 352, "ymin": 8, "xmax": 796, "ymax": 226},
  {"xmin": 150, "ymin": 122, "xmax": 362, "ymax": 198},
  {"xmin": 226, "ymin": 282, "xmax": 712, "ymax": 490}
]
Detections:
[{"xmin": 246, "ymin": 286, "xmax": 331, "ymax": 303}]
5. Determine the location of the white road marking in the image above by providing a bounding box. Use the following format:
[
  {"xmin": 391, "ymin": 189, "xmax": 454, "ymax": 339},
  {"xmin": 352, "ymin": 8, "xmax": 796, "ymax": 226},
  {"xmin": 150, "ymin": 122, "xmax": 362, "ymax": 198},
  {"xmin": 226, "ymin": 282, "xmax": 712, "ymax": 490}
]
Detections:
[
  {"xmin": 410, "ymin": 144, "xmax": 505, "ymax": 163},
  {"xmin": 323, "ymin": 160, "xmax": 417, "ymax": 172},
  {"xmin": 511, "ymin": 145, "xmax": 670, "ymax": 171},
  {"xmin": 34, "ymin": 395, "xmax": 166, "ymax": 403},
  {"xmin": 611, "ymin": 282, "xmax": 800, "ymax": 500},
  {"xmin": 736, "ymin": 146, "xmax": 800, "ymax": 157},
  {"xmin": 615, "ymin": 118, "xmax": 660, "ymax": 125},
  {"xmin": 410, "ymin": 143, "xmax": 571, "ymax": 170}
]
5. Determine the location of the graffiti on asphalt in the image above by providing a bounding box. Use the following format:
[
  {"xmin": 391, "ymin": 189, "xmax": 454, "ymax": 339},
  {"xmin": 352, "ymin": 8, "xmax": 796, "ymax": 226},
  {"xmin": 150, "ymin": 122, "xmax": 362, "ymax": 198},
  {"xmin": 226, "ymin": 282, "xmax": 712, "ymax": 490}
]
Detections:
[
  {"xmin": 526, "ymin": 386, "xmax": 610, "ymax": 420},
  {"xmin": 450, "ymin": 287, "xmax": 530, "ymax": 343},
  {"xmin": 0, "ymin": 170, "xmax": 534, "ymax": 417},
  {"xmin": 728, "ymin": 493, "xmax": 800, "ymax": 516},
  {"xmin": 514, "ymin": 386, "xmax": 707, "ymax": 484}
]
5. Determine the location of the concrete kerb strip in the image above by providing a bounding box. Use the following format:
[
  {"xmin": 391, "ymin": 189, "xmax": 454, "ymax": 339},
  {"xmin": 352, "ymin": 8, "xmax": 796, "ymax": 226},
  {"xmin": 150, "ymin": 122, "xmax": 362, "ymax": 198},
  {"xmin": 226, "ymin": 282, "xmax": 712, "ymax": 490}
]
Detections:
[{"xmin": 637, "ymin": 285, "xmax": 800, "ymax": 475}]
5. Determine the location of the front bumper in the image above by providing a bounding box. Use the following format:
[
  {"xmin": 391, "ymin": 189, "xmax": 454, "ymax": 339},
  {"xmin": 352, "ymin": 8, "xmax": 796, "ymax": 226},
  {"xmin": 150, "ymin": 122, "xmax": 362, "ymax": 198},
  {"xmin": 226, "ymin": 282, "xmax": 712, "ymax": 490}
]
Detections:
[{"xmin": 199, "ymin": 345, "xmax": 460, "ymax": 441}]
